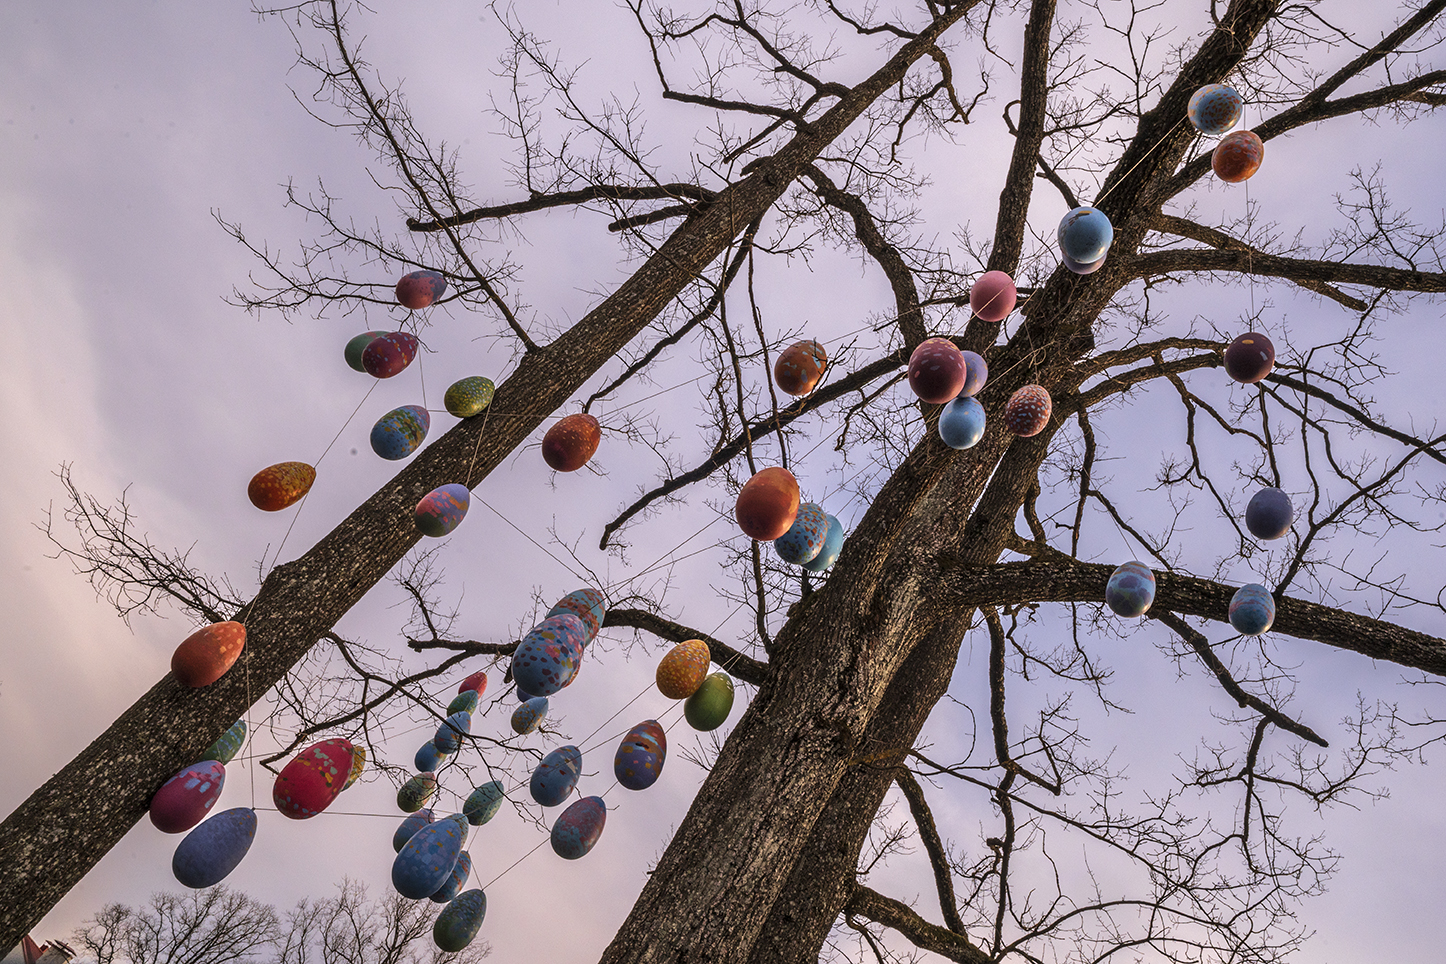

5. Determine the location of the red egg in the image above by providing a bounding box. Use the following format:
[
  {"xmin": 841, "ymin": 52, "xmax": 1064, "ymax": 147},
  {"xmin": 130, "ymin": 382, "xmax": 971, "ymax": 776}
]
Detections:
[
  {"xmin": 272, "ymin": 737, "xmax": 355, "ymax": 819},
  {"xmin": 735, "ymin": 467, "xmax": 800, "ymax": 541},
  {"xmin": 247, "ymin": 462, "xmax": 316, "ymax": 512},
  {"xmin": 1224, "ymin": 332, "xmax": 1275, "ymax": 384},
  {"xmin": 907, "ymin": 338, "xmax": 967, "ymax": 404},
  {"xmin": 542, "ymin": 413, "xmax": 602, "ymax": 472},
  {"xmin": 969, "ymin": 271, "xmax": 1017, "ymax": 323},
  {"xmin": 361, "ymin": 332, "xmax": 420, "ymax": 379},
  {"xmin": 1004, "ymin": 385, "xmax": 1052, "ymax": 437},
  {"xmin": 150, "ymin": 761, "xmax": 226, "ymax": 834},
  {"xmin": 172, "ymin": 622, "xmax": 246, "ymax": 688},
  {"xmin": 395, "ymin": 270, "xmax": 448, "ymax": 310},
  {"xmin": 457, "ymin": 671, "xmax": 488, "ymax": 697},
  {"xmin": 773, "ymin": 340, "xmax": 828, "ymax": 396},
  {"xmin": 1212, "ymin": 131, "xmax": 1263, "ymax": 183}
]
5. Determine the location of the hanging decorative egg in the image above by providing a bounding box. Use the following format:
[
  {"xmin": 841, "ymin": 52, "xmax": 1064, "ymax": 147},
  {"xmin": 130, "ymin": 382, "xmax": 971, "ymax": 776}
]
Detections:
[
  {"xmin": 969, "ymin": 271, "xmax": 1017, "ymax": 323},
  {"xmin": 1188, "ymin": 84, "xmax": 1243, "ymax": 135},
  {"xmin": 1229, "ymin": 583, "xmax": 1276, "ymax": 636},
  {"xmin": 1245, "ymin": 487, "xmax": 1293, "ymax": 540},
  {"xmin": 273, "ymin": 737, "xmax": 354, "ymax": 819},
  {"xmin": 172, "ymin": 807, "xmax": 256, "ymax": 889},
  {"xmin": 434, "ymin": 711, "xmax": 472, "ymax": 755},
  {"xmin": 345, "ymin": 331, "xmax": 389, "ymax": 372},
  {"xmin": 342, "ymin": 744, "xmax": 366, "ymax": 791},
  {"xmin": 516, "ymin": 685, "xmax": 538, "ymax": 702},
  {"xmin": 247, "ymin": 462, "xmax": 316, "ymax": 512},
  {"xmin": 370, "ymin": 405, "xmax": 431, "ymax": 460},
  {"xmin": 415, "ymin": 741, "xmax": 448, "ymax": 773},
  {"xmin": 530, "ymin": 745, "xmax": 582, "ymax": 807},
  {"xmin": 735, "ymin": 467, "xmax": 801, "ymax": 541},
  {"xmin": 551, "ymin": 796, "xmax": 606, "ymax": 860},
  {"xmin": 444, "ymin": 376, "xmax": 495, "ymax": 418},
  {"xmin": 430, "ymin": 850, "xmax": 473, "ymax": 904},
  {"xmin": 774, "ymin": 340, "xmax": 828, "ymax": 396},
  {"xmin": 510, "ymin": 614, "xmax": 588, "ymax": 697},
  {"xmin": 511, "ymin": 696, "xmax": 549, "ymax": 735},
  {"xmin": 392, "ymin": 812, "xmax": 468, "ymax": 899},
  {"xmin": 457, "ymin": 671, "xmax": 488, "ymax": 696},
  {"xmin": 801, "ymin": 514, "xmax": 844, "ymax": 573},
  {"xmin": 415, "ymin": 483, "xmax": 470, "ymax": 538},
  {"xmin": 396, "ymin": 270, "xmax": 448, "ymax": 310},
  {"xmin": 1212, "ymin": 130, "xmax": 1264, "ymax": 183},
  {"xmin": 542, "ymin": 413, "xmax": 602, "ymax": 472},
  {"xmin": 960, "ymin": 351, "xmax": 988, "ymax": 397},
  {"xmin": 1062, "ymin": 251, "xmax": 1107, "ymax": 275},
  {"xmin": 685, "ymin": 673, "xmax": 735, "ymax": 732},
  {"xmin": 656, "ymin": 640, "xmax": 711, "ymax": 700},
  {"xmin": 362, "ymin": 331, "xmax": 421, "ymax": 379},
  {"xmin": 398, "ymin": 772, "xmax": 438, "ymax": 813},
  {"xmin": 392, "ymin": 809, "xmax": 435, "ymax": 853},
  {"xmin": 171, "ymin": 622, "xmax": 246, "ymax": 689},
  {"xmin": 907, "ymin": 338, "xmax": 967, "ymax": 404},
  {"xmin": 938, "ymin": 396, "xmax": 986, "ymax": 450},
  {"xmin": 433, "ymin": 888, "xmax": 487, "ymax": 953},
  {"xmin": 1004, "ymin": 385, "xmax": 1052, "ymax": 437},
  {"xmin": 448, "ymin": 689, "xmax": 480, "ymax": 716},
  {"xmin": 198, "ymin": 719, "xmax": 246, "ymax": 766},
  {"xmin": 547, "ymin": 588, "xmax": 607, "ymax": 642},
  {"xmin": 774, "ymin": 502, "xmax": 829, "ymax": 565},
  {"xmin": 1058, "ymin": 207, "xmax": 1114, "ymax": 265},
  {"xmin": 1223, "ymin": 332, "xmax": 1275, "ymax": 384},
  {"xmin": 1105, "ymin": 561, "xmax": 1156, "ymax": 617},
  {"xmin": 614, "ymin": 720, "xmax": 667, "ymax": 791},
  {"xmin": 464, "ymin": 781, "xmax": 506, "ymax": 826},
  {"xmin": 150, "ymin": 760, "xmax": 226, "ymax": 834}
]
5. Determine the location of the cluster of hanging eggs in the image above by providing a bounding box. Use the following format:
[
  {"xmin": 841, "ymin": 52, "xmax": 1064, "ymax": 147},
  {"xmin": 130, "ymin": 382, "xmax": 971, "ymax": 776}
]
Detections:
[
  {"xmin": 733, "ymin": 466, "xmax": 847, "ymax": 571},
  {"xmin": 1188, "ymin": 84, "xmax": 1263, "ymax": 183},
  {"xmin": 147, "ymin": 720, "xmax": 255, "ymax": 889}
]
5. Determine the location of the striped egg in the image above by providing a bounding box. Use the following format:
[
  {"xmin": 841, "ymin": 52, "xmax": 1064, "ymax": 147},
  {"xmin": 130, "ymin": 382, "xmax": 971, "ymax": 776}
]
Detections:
[
  {"xmin": 342, "ymin": 744, "xmax": 366, "ymax": 791},
  {"xmin": 1229, "ymin": 583, "xmax": 1275, "ymax": 636},
  {"xmin": 198, "ymin": 719, "xmax": 246, "ymax": 766}
]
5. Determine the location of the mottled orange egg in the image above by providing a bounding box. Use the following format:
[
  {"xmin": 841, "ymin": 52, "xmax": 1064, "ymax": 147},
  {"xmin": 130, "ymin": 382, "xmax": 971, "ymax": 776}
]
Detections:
[
  {"xmin": 1212, "ymin": 130, "xmax": 1263, "ymax": 183},
  {"xmin": 247, "ymin": 462, "xmax": 316, "ymax": 512},
  {"xmin": 774, "ymin": 340, "xmax": 828, "ymax": 396},
  {"xmin": 656, "ymin": 639, "xmax": 711, "ymax": 699},
  {"xmin": 735, "ymin": 467, "xmax": 801, "ymax": 541},
  {"xmin": 542, "ymin": 413, "xmax": 602, "ymax": 472},
  {"xmin": 172, "ymin": 622, "xmax": 246, "ymax": 688}
]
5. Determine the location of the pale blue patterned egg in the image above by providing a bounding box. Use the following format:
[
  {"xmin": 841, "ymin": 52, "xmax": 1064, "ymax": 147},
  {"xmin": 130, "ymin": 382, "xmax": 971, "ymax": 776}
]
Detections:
[
  {"xmin": 774, "ymin": 502, "xmax": 828, "ymax": 565},
  {"xmin": 1105, "ymin": 561, "xmax": 1156, "ymax": 617},
  {"xmin": 530, "ymin": 745, "xmax": 582, "ymax": 807},
  {"xmin": 511, "ymin": 697, "xmax": 549, "ymax": 735},
  {"xmin": 801, "ymin": 514, "xmax": 844, "ymax": 573},
  {"xmin": 370, "ymin": 405, "xmax": 430, "ymax": 461},
  {"xmin": 434, "ymin": 711, "xmax": 472, "ymax": 754},
  {"xmin": 510, "ymin": 615, "xmax": 587, "ymax": 697}
]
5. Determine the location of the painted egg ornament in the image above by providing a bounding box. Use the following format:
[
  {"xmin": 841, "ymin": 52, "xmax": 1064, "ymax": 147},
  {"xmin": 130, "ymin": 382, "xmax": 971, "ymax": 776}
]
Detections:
[
  {"xmin": 510, "ymin": 614, "xmax": 588, "ymax": 697},
  {"xmin": 415, "ymin": 483, "xmax": 470, "ymax": 538},
  {"xmin": 273, "ymin": 737, "xmax": 354, "ymax": 819},
  {"xmin": 1224, "ymin": 332, "xmax": 1275, "ymax": 384},
  {"xmin": 444, "ymin": 376, "xmax": 495, "ymax": 418},
  {"xmin": 542, "ymin": 413, "xmax": 602, "ymax": 472},
  {"xmin": 657, "ymin": 640, "xmax": 711, "ymax": 700},
  {"xmin": 1062, "ymin": 251, "xmax": 1107, "ymax": 275},
  {"xmin": 362, "ymin": 331, "xmax": 421, "ymax": 379},
  {"xmin": 1245, "ymin": 487, "xmax": 1294, "ymax": 541},
  {"xmin": 150, "ymin": 761, "xmax": 226, "ymax": 834},
  {"xmin": 370, "ymin": 405, "xmax": 430, "ymax": 461},
  {"xmin": 434, "ymin": 711, "xmax": 472, "ymax": 754},
  {"xmin": 516, "ymin": 685, "xmax": 538, "ymax": 702},
  {"xmin": 551, "ymin": 796, "xmax": 606, "ymax": 860},
  {"xmin": 1212, "ymin": 130, "xmax": 1264, "ymax": 183},
  {"xmin": 430, "ymin": 850, "xmax": 473, "ymax": 903},
  {"xmin": 1058, "ymin": 207, "xmax": 1113, "ymax": 265},
  {"xmin": 1105, "ymin": 561, "xmax": 1156, "ymax": 617},
  {"xmin": 392, "ymin": 812, "xmax": 468, "ymax": 899},
  {"xmin": 736, "ymin": 467, "xmax": 801, "ymax": 541},
  {"xmin": 345, "ymin": 331, "xmax": 389, "ymax": 372},
  {"xmin": 685, "ymin": 672, "xmax": 735, "ymax": 732},
  {"xmin": 530, "ymin": 745, "xmax": 583, "ymax": 807},
  {"xmin": 398, "ymin": 772, "xmax": 438, "ymax": 813},
  {"xmin": 1188, "ymin": 84, "xmax": 1243, "ymax": 135},
  {"xmin": 1004, "ymin": 385, "xmax": 1052, "ymax": 437},
  {"xmin": 448, "ymin": 689, "xmax": 480, "ymax": 716},
  {"xmin": 1229, "ymin": 583, "xmax": 1276, "ymax": 636},
  {"xmin": 396, "ymin": 270, "xmax": 448, "ymax": 310},
  {"xmin": 615, "ymin": 720, "xmax": 667, "ymax": 791},
  {"xmin": 415, "ymin": 741, "xmax": 449, "ymax": 772},
  {"xmin": 247, "ymin": 462, "xmax": 316, "ymax": 512},
  {"xmin": 464, "ymin": 781, "xmax": 506, "ymax": 826},
  {"xmin": 960, "ymin": 351, "xmax": 988, "ymax": 397},
  {"xmin": 774, "ymin": 340, "xmax": 828, "ymax": 396},
  {"xmin": 342, "ymin": 744, "xmax": 366, "ymax": 791},
  {"xmin": 171, "ymin": 622, "xmax": 246, "ymax": 689},
  {"xmin": 198, "ymin": 719, "xmax": 246, "ymax": 765},
  {"xmin": 938, "ymin": 396, "xmax": 986, "ymax": 450},
  {"xmin": 392, "ymin": 809, "xmax": 435, "ymax": 853},
  {"xmin": 511, "ymin": 696, "xmax": 549, "ymax": 735},
  {"xmin": 774, "ymin": 502, "xmax": 829, "ymax": 565},
  {"xmin": 457, "ymin": 671, "xmax": 488, "ymax": 697},
  {"xmin": 172, "ymin": 807, "xmax": 256, "ymax": 889},
  {"xmin": 802, "ymin": 514, "xmax": 845, "ymax": 573},
  {"xmin": 969, "ymin": 271, "xmax": 1017, "ymax": 323},
  {"xmin": 907, "ymin": 338, "xmax": 967, "ymax": 404},
  {"xmin": 433, "ymin": 888, "xmax": 487, "ymax": 953},
  {"xmin": 547, "ymin": 588, "xmax": 607, "ymax": 642}
]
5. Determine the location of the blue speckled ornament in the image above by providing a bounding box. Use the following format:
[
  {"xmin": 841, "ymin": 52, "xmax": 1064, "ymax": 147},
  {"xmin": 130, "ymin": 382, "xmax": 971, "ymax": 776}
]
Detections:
[
  {"xmin": 510, "ymin": 614, "xmax": 588, "ymax": 697},
  {"xmin": 433, "ymin": 888, "xmax": 487, "ymax": 953},
  {"xmin": 392, "ymin": 812, "xmax": 467, "ymax": 899},
  {"xmin": 1229, "ymin": 583, "xmax": 1275, "ymax": 636},
  {"xmin": 614, "ymin": 720, "xmax": 667, "ymax": 791},
  {"xmin": 172, "ymin": 807, "xmax": 256, "ymax": 889},
  {"xmin": 774, "ymin": 502, "xmax": 829, "ymax": 565},
  {"xmin": 392, "ymin": 810, "xmax": 435, "ymax": 853},
  {"xmin": 464, "ymin": 781, "xmax": 506, "ymax": 826},
  {"xmin": 434, "ymin": 711, "xmax": 471, "ymax": 754},
  {"xmin": 551, "ymin": 796, "xmax": 606, "ymax": 860},
  {"xmin": 370, "ymin": 405, "xmax": 430, "ymax": 461},
  {"xmin": 430, "ymin": 850, "xmax": 473, "ymax": 903},
  {"xmin": 1245, "ymin": 487, "xmax": 1293, "ymax": 541},
  {"xmin": 1188, "ymin": 84, "xmax": 1243, "ymax": 135},
  {"xmin": 1058, "ymin": 207, "xmax": 1113, "ymax": 264},
  {"xmin": 530, "ymin": 745, "xmax": 582, "ymax": 807},
  {"xmin": 415, "ymin": 741, "xmax": 448, "ymax": 772},
  {"xmin": 416, "ymin": 484, "xmax": 470, "ymax": 537},
  {"xmin": 802, "ymin": 515, "xmax": 844, "ymax": 573},
  {"xmin": 546, "ymin": 588, "xmax": 607, "ymax": 643},
  {"xmin": 1105, "ymin": 561, "xmax": 1156, "ymax": 617},
  {"xmin": 511, "ymin": 696, "xmax": 549, "ymax": 735},
  {"xmin": 939, "ymin": 396, "xmax": 986, "ymax": 450}
]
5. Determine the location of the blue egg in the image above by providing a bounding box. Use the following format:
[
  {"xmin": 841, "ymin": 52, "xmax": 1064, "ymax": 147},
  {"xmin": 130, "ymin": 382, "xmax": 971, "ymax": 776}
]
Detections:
[
  {"xmin": 415, "ymin": 740, "xmax": 448, "ymax": 772},
  {"xmin": 551, "ymin": 796, "xmax": 606, "ymax": 859},
  {"xmin": 416, "ymin": 483, "xmax": 470, "ymax": 538},
  {"xmin": 1229, "ymin": 583, "xmax": 1276, "ymax": 636},
  {"xmin": 774, "ymin": 502, "xmax": 829, "ymax": 565},
  {"xmin": 434, "ymin": 711, "xmax": 471, "ymax": 754},
  {"xmin": 801, "ymin": 514, "xmax": 844, "ymax": 573},
  {"xmin": 614, "ymin": 720, "xmax": 667, "ymax": 791},
  {"xmin": 392, "ymin": 812, "xmax": 467, "ymax": 899},
  {"xmin": 393, "ymin": 809, "xmax": 435, "ymax": 853},
  {"xmin": 1058, "ymin": 207, "xmax": 1113, "ymax": 264},
  {"xmin": 530, "ymin": 745, "xmax": 582, "ymax": 807},
  {"xmin": 172, "ymin": 807, "xmax": 257, "ymax": 889},
  {"xmin": 510, "ymin": 615, "xmax": 587, "ymax": 697},
  {"xmin": 511, "ymin": 696, "xmax": 549, "ymax": 735},
  {"xmin": 960, "ymin": 351, "xmax": 988, "ymax": 397},
  {"xmin": 517, "ymin": 685, "xmax": 538, "ymax": 702},
  {"xmin": 433, "ymin": 888, "xmax": 487, "ymax": 953},
  {"xmin": 1062, "ymin": 251, "xmax": 1106, "ymax": 275},
  {"xmin": 464, "ymin": 781, "xmax": 506, "ymax": 826},
  {"xmin": 546, "ymin": 588, "xmax": 607, "ymax": 643},
  {"xmin": 1188, "ymin": 84, "xmax": 1243, "ymax": 135},
  {"xmin": 370, "ymin": 405, "xmax": 431, "ymax": 461},
  {"xmin": 938, "ymin": 396, "xmax": 986, "ymax": 450},
  {"xmin": 430, "ymin": 850, "xmax": 473, "ymax": 903},
  {"xmin": 1245, "ymin": 487, "xmax": 1293, "ymax": 541},
  {"xmin": 1105, "ymin": 561, "xmax": 1156, "ymax": 617}
]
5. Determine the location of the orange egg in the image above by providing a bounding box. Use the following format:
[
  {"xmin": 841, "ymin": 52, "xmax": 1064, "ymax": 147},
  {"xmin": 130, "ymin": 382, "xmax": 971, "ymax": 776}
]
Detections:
[
  {"xmin": 247, "ymin": 462, "xmax": 316, "ymax": 512},
  {"xmin": 656, "ymin": 639, "xmax": 711, "ymax": 699},
  {"xmin": 735, "ymin": 467, "xmax": 801, "ymax": 540},
  {"xmin": 774, "ymin": 340, "xmax": 828, "ymax": 396},
  {"xmin": 1212, "ymin": 130, "xmax": 1263, "ymax": 183},
  {"xmin": 172, "ymin": 622, "xmax": 246, "ymax": 688},
  {"xmin": 542, "ymin": 413, "xmax": 602, "ymax": 472}
]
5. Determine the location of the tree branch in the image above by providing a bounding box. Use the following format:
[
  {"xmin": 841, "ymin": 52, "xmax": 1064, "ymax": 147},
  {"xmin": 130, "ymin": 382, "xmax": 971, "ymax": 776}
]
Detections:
[
  {"xmin": 846, "ymin": 883, "xmax": 991, "ymax": 964},
  {"xmin": 602, "ymin": 607, "xmax": 769, "ymax": 685}
]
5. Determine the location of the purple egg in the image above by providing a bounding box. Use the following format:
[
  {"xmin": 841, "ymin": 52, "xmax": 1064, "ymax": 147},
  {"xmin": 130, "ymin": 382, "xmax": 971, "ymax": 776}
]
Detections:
[
  {"xmin": 960, "ymin": 351, "xmax": 989, "ymax": 397},
  {"xmin": 430, "ymin": 850, "xmax": 473, "ymax": 903},
  {"xmin": 362, "ymin": 331, "xmax": 420, "ymax": 379},
  {"xmin": 1105, "ymin": 561, "xmax": 1156, "ymax": 617},
  {"xmin": 370, "ymin": 405, "xmax": 430, "ymax": 460},
  {"xmin": 416, "ymin": 484, "xmax": 470, "ymax": 538},
  {"xmin": 1245, "ymin": 487, "xmax": 1293, "ymax": 540},
  {"xmin": 530, "ymin": 745, "xmax": 582, "ymax": 807},
  {"xmin": 774, "ymin": 502, "xmax": 829, "ymax": 565},
  {"xmin": 392, "ymin": 813, "xmax": 467, "ymax": 899},
  {"xmin": 150, "ymin": 760, "xmax": 226, "ymax": 834},
  {"xmin": 393, "ymin": 809, "xmax": 435, "ymax": 853},
  {"xmin": 551, "ymin": 796, "xmax": 606, "ymax": 860},
  {"xmin": 1229, "ymin": 583, "xmax": 1276, "ymax": 636},
  {"xmin": 1224, "ymin": 332, "xmax": 1275, "ymax": 384},
  {"xmin": 614, "ymin": 720, "xmax": 667, "ymax": 791},
  {"xmin": 172, "ymin": 808, "xmax": 256, "ymax": 889}
]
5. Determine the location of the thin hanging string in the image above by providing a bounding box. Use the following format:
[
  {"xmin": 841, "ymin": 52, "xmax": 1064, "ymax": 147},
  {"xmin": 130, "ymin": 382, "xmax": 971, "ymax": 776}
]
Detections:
[
  {"xmin": 1093, "ymin": 114, "xmax": 1189, "ymax": 209},
  {"xmin": 474, "ymin": 495, "xmax": 590, "ymax": 582}
]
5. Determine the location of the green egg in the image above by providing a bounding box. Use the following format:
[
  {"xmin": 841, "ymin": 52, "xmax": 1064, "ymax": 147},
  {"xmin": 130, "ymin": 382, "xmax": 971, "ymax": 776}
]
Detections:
[
  {"xmin": 444, "ymin": 376, "xmax": 495, "ymax": 418},
  {"xmin": 684, "ymin": 672, "xmax": 735, "ymax": 732}
]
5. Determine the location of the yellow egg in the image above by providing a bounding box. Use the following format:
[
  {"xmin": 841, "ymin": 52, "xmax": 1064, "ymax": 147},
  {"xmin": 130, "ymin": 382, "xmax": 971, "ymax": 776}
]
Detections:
[{"xmin": 656, "ymin": 639, "xmax": 711, "ymax": 700}]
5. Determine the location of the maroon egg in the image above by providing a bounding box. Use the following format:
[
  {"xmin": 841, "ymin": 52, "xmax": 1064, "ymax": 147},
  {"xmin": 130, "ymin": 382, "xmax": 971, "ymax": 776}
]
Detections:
[
  {"xmin": 396, "ymin": 270, "xmax": 448, "ymax": 310},
  {"xmin": 969, "ymin": 271, "xmax": 1017, "ymax": 323},
  {"xmin": 272, "ymin": 737, "xmax": 354, "ymax": 819},
  {"xmin": 172, "ymin": 622, "xmax": 246, "ymax": 689},
  {"xmin": 735, "ymin": 467, "xmax": 801, "ymax": 541},
  {"xmin": 361, "ymin": 332, "xmax": 420, "ymax": 379},
  {"xmin": 1224, "ymin": 332, "xmax": 1275, "ymax": 384},
  {"xmin": 907, "ymin": 338, "xmax": 967, "ymax": 404},
  {"xmin": 1004, "ymin": 385, "xmax": 1052, "ymax": 437},
  {"xmin": 1212, "ymin": 131, "xmax": 1264, "ymax": 183},
  {"xmin": 773, "ymin": 340, "xmax": 828, "ymax": 396},
  {"xmin": 150, "ymin": 761, "xmax": 226, "ymax": 834},
  {"xmin": 542, "ymin": 413, "xmax": 602, "ymax": 472}
]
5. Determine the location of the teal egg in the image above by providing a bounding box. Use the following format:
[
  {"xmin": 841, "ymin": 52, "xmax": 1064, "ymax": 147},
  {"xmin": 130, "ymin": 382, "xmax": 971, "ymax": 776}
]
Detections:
[
  {"xmin": 198, "ymin": 719, "xmax": 246, "ymax": 765},
  {"xmin": 801, "ymin": 514, "xmax": 844, "ymax": 573},
  {"xmin": 444, "ymin": 376, "xmax": 495, "ymax": 418},
  {"xmin": 464, "ymin": 781, "xmax": 505, "ymax": 826},
  {"xmin": 433, "ymin": 888, "xmax": 486, "ymax": 952},
  {"xmin": 511, "ymin": 696, "xmax": 549, "ymax": 735},
  {"xmin": 370, "ymin": 405, "xmax": 430, "ymax": 461}
]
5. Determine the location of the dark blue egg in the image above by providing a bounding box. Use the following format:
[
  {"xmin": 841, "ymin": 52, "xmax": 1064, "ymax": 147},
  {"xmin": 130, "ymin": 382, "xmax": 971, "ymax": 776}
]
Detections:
[
  {"xmin": 510, "ymin": 615, "xmax": 587, "ymax": 697},
  {"xmin": 801, "ymin": 514, "xmax": 844, "ymax": 573},
  {"xmin": 511, "ymin": 696, "xmax": 549, "ymax": 735},
  {"xmin": 430, "ymin": 850, "xmax": 473, "ymax": 903},
  {"xmin": 1229, "ymin": 583, "xmax": 1275, "ymax": 636},
  {"xmin": 1058, "ymin": 207, "xmax": 1113, "ymax": 264},
  {"xmin": 392, "ymin": 809, "xmax": 435, "ymax": 853},
  {"xmin": 551, "ymin": 796, "xmax": 606, "ymax": 860},
  {"xmin": 530, "ymin": 745, "xmax": 582, "ymax": 807},
  {"xmin": 416, "ymin": 484, "xmax": 470, "ymax": 538},
  {"xmin": 774, "ymin": 502, "xmax": 829, "ymax": 565},
  {"xmin": 393, "ymin": 812, "xmax": 467, "ymax": 899},
  {"xmin": 370, "ymin": 405, "xmax": 430, "ymax": 461},
  {"xmin": 517, "ymin": 685, "xmax": 538, "ymax": 702},
  {"xmin": 415, "ymin": 740, "xmax": 448, "ymax": 772},
  {"xmin": 614, "ymin": 720, "xmax": 667, "ymax": 791},
  {"xmin": 433, "ymin": 888, "xmax": 486, "ymax": 952},
  {"xmin": 1105, "ymin": 561, "xmax": 1156, "ymax": 617},
  {"xmin": 434, "ymin": 711, "xmax": 471, "ymax": 754},
  {"xmin": 172, "ymin": 807, "xmax": 256, "ymax": 889},
  {"xmin": 464, "ymin": 781, "xmax": 505, "ymax": 826},
  {"xmin": 938, "ymin": 396, "xmax": 986, "ymax": 450},
  {"xmin": 1245, "ymin": 487, "xmax": 1293, "ymax": 541}
]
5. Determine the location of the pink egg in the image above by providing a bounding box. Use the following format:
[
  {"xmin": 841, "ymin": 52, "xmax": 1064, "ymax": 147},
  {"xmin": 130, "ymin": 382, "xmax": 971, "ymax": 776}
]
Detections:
[{"xmin": 969, "ymin": 271, "xmax": 1017, "ymax": 323}]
